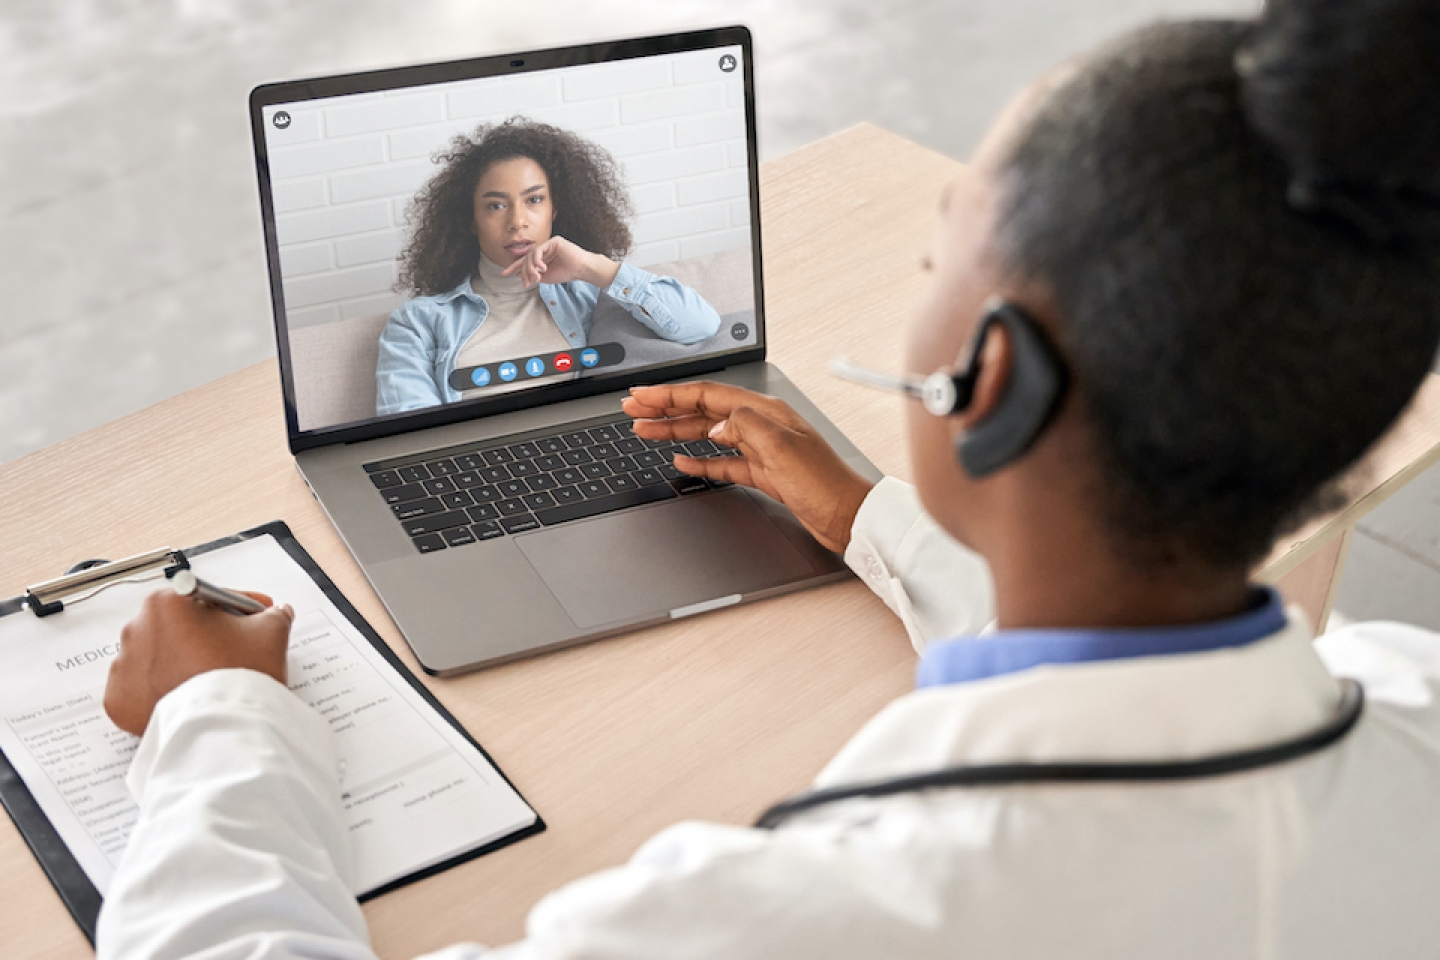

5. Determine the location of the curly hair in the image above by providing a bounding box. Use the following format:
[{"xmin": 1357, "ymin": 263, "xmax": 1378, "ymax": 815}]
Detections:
[{"xmin": 397, "ymin": 117, "xmax": 634, "ymax": 295}]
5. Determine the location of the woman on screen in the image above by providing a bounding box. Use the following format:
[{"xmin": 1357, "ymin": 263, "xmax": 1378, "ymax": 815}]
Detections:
[{"xmin": 375, "ymin": 118, "xmax": 722, "ymax": 415}]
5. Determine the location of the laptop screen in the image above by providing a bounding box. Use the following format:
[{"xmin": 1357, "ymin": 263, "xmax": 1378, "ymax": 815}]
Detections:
[{"xmin": 253, "ymin": 32, "xmax": 758, "ymax": 439}]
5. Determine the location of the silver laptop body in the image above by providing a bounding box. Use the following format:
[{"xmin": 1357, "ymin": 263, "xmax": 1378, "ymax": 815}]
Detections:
[{"xmin": 250, "ymin": 28, "xmax": 879, "ymax": 675}]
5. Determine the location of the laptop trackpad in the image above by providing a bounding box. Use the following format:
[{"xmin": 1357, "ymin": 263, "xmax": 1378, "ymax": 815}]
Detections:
[{"xmin": 515, "ymin": 489, "xmax": 817, "ymax": 630}]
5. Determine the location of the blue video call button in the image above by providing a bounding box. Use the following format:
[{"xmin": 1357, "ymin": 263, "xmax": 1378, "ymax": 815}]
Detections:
[
  {"xmin": 524, "ymin": 357, "xmax": 545, "ymax": 377},
  {"xmin": 471, "ymin": 367, "xmax": 491, "ymax": 387},
  {"xmin": 579, "ymin": 348, "xmax": 600, "ymax": 368},
  {"xmin": 498, "ymin": 362, "xmax": 518, "ymax": 382}
]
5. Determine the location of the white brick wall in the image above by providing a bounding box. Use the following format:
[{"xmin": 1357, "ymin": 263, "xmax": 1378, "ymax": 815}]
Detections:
[{"xmin": 264, "ymin": 45, "xmax": 750, "ymax": 328}]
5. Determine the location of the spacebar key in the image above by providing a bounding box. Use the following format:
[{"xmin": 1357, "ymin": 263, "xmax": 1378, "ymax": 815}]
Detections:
[{"xmin": 533, "ymin": 484, "xmax": 677, "ymax": 526}]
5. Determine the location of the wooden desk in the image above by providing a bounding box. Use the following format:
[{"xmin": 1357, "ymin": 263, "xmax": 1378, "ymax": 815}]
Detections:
[{"xmin": 3, "ymin": 124, "xmax": 1439, "ymax": 958}]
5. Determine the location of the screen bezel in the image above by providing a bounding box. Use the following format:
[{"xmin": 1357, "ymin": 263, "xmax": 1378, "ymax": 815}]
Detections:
[{"xmin": 249, "ymin": 26, "xmax": 763, "ymax": 454}]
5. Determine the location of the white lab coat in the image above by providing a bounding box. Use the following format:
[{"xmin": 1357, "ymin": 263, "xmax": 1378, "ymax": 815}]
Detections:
[{"xmin": 96, "ymin": 478, "xmax": 1440, "ymax": 959}]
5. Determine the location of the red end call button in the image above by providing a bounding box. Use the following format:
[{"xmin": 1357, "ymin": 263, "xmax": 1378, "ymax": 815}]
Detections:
[{"xmin": 553, "ymin": 352, "xmax": 573, "ymax": 372}]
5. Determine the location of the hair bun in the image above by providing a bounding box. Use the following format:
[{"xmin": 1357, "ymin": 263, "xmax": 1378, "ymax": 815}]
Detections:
[{"xmin": 1238, "ymin": 0, "xmax": 1440, "ymax": 199}]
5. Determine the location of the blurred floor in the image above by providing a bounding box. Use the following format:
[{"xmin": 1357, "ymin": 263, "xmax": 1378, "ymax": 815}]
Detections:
[{"xmin": 3, "ymin": 0, "xmax": 1435, "ymax": 627}]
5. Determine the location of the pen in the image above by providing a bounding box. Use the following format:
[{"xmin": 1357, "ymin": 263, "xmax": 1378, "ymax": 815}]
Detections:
[{"xmin": 170, "ymin": 570, "xmax": 267, "ymax": 616}]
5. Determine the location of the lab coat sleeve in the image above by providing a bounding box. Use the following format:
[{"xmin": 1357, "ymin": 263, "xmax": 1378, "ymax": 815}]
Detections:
[
  {"xmin": 603, "ymin": 263, "xmax": 722, "ymax": 344},
  {"xmin": 96, "ymin": 669, "xmax": 378, "ymax": 960},
  {"xmin": 842, "ymin": 477, "xmax": 995, "ymax": 653}
]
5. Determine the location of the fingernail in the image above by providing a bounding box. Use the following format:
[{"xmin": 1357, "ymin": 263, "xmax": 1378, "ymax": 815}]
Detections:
[{"xmin": 709, "ymin": 420, "xmax": 726, "ymax": 439}]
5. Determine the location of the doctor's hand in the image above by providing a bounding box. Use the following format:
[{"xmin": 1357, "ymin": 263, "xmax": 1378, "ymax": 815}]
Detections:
[
  {"xmin": 104, "ymin": 589, "xmax": 294, "ymax": 736},
  {"xmin": 624, "ymin": 382, "xmax": 875, "ymax": 553},
  {"xmin": 501, "ymin": 236, "xmax": 622, "ymax": 290}
]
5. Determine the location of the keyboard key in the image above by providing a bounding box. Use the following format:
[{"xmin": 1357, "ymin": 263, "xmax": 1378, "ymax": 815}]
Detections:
[
  {"xmin": 719, "ymin": 447, "xmax": 743, "ymax": 457},
  {"xmin": 561, "ymin": 448, "xmax": 594, "ymax": 465},
  {"xmin": 429, "ymin": 458, "xmax": 460, "ymax": 476},
  {"xmin": 534, "ymin": 483, "xmax": 678, "ymax": 526},
  {"xmin": 398, "ymin": 465, "xmax": 431, "ymax": 483},
  {"xmin": 523, "ymin": 492, "xmax": 558, "ymax": 510},
  {"xmin": 589, "ymin": 424, "xmax": 622, "ymax": 442},
  {"xmin": 412, "ymin": 533, "xmax": 446, "ymax": 554},
  {"xmin": 673, "ymin": 476, "xmax": 709, "ymax": 495},
  {"xmin": 468, "ymin": 503, "xmax": 499, "ymax": 521},
  {"xmin": 382, "ymin": 483, "xmax": 427, "ymax": 504},
  {"xmin": 606, "ymin": 474, "xmax": 638, "ymax": 493},
  {"xmin": 553, "ymin": 486, "xmax": 583, "ymax": 504},
  {"xmin": 615, "ymin": 437, "xmax": 645, "ymax": 454},
  {"xmin": 684, "ymin": 440, "xmax": 720, "ymax": 457},
  {"xmin": 497, "ymin": 498, "xmax": 529, "ymax": 517},
  {"xmin": 481, "ymin": 465, "xmax": 513, "ymax": 483},
  {"xmin": 528, "ymin": 474, "xmax": 559, "ymax": 491},
  {"xmin": 369, "ymin": 470, "xmax": 403, "ymax": 489},
  {"xmin": 642, "ymin": 437, "xmax": 668, "ymax": 449},
  {"xmin": 483, "ymin": 448, "xmax": 514, "ymax": 465},
  {"xmin": 633, "ymin": 450, "xmax": 663, "ymax": 468},
  {"xmin": 535, "ymin": 454, "xmax": 565, "ymax": 472},
  {"xmin": 537, "ymin": 437, "xmax": 567, "ymax": 454},
  {"xmin": 454, "ymin": 471, "xmax": 483, "ymax": 489},
  {"xmin": 633, "ymin": 468, "xmax": 665, "ymax": 486},
  {"xmin": 473, "ymin": 485, "xmax": 501, "ymax": 502},
  {"xmin": 442, "ymin": 526, "xmax": 477, "ymax": 546},
  {"xmin": 499, "ymin": 480, "xmax": 530, "ymax": 498},
  {"xmin": 578, "ymin": 480, "xmax": 609, "ymax": 499},
  {"xmin": 403, "ymin": 511, "xmax": 472, "ymax": 536},
  {"xmin": 562, "ymin": 432, "xmax": 596, "ymax": 448},
  {"xmin": 605, "ymin": 456, "xmax": 638, "ymax": 474},
  {"xmin": 455, "ymin": 453, "xmax": 486, "ymax": 471},
  {"xmin": 510, "ymin": 460, "xmax": 539, "ymax": 478},
  {"xmin": 472, "ymin": 520, "xmax": 504, "ymax": 540},
  {"xmin": 581, "ymin": 462, "xmax": 611, "ymax": 479},
  {"xmin": 591, "ymin": 442, "xmax": 619, "ymax": 460},
  {"xmin": 441, "ymin": 491, "xmax": 475, "ymax": 509},
  {"xmin": 555, "ymin": 467, "xmax": 584, "ymax": 486},
  {"xmin": 393, "ymin": 498, "xmax": 445, "ymax": 520},
  {"xmin": 659, "ymin": 464, "xmax": 684, "ymax": 481},
  {"xmin": 423, "ymin": 477, "xmax": 457, "ymax": 495},
  {"xmin": 501, "ymin": 515, "xmax": 542, "ymax": 534},
  {"xmin": 509, "ymin": 441, "xmax": 541, "ymax": 459}
]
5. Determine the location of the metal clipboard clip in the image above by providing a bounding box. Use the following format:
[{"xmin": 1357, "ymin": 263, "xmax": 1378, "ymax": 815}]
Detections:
[{"xmin": 24, "ymin": 547, "xmax": 190, "ymax": 618}]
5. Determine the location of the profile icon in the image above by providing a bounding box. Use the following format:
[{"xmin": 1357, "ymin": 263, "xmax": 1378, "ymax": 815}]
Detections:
[
  {"xmin": 718, "ymin": 54, "xmax": 737, "ymax": 73},
  {"xmin": 272, "ymin": 110, "xmax": 292, "ymax": 130}
]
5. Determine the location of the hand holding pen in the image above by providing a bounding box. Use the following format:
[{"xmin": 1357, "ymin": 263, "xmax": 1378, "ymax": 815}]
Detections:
[{"xmin": 103, "ymin": 578, "xmax": 295, "ymax": 736}]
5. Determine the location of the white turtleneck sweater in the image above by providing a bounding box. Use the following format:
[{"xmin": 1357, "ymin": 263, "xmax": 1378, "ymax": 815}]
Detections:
[{"xmin": 455, "ymin": 255, "xmax": 573, "ymax": 399}]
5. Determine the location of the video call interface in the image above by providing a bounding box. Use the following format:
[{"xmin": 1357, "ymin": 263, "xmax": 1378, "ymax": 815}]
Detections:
[{"xmin": 260, "ymin": 45, "xmax": 756, "ymax": 434}]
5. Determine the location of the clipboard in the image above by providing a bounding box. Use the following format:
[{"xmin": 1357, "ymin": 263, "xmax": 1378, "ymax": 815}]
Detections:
[{"xmin": 0, "ymin": 520, "xmax": 545, "ymax": 944}]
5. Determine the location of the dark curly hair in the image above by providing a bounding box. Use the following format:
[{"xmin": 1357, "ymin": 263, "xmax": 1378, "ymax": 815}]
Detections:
[{"xmin": 397, "ymin": 117, "xmax": 634, "ymax": 296}]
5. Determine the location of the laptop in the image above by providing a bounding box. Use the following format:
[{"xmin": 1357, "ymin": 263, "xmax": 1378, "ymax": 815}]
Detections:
[{"xmin": 249, "ymin": 26, "xmax": 880, "ymax": 675}]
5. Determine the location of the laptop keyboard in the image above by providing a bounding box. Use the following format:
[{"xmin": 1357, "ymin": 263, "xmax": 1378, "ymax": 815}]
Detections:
[{"xmin": 364, "ymin": 416, "xmax": 740, "ymax": 554}]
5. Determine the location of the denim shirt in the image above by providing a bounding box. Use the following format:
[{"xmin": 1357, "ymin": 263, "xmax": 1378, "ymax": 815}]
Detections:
[{"xmin": 375, "ymin": 262, "xmax": 722, "ymax": 416}]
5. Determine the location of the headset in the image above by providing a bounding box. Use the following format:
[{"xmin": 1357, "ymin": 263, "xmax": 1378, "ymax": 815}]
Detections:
[{"xmin": 921, "ymin": 298, "xmax": 1070, "ymax": 478}]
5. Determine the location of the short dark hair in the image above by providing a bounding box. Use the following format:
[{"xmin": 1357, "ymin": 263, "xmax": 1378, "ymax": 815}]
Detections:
[
  {"xmin": 993, "ymin": 0, "xmax": 1440, "ymax": 569},
  {"xmin": 397, "ymin": 117, "xmax": 633, "ymax": 296}
]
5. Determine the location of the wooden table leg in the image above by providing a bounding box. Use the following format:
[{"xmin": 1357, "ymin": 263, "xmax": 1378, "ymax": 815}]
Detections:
[{"xmin": 1271, "ymin": 526, "xmax": 1355, "ymax": 634}]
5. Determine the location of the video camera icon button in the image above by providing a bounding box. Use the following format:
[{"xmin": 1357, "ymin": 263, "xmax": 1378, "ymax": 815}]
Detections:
[
  {"xmin": 498, "ymin": 362, "xmax": 518, "ymax": 382},
  {"xmin": 580, "ymin": 348, "xmax": 600, "ymax": 368}
]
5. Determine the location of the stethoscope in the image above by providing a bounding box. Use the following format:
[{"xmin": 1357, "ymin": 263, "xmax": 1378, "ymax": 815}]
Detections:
[{"xmin": 755, "ymin": 678, "xmax": 1363, "ymax": 829}]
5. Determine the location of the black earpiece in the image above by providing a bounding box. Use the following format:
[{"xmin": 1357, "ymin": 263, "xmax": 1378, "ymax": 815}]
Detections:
[{"xmin": 951, "ymin": 300, "xmax": 1069, "ymax": 478}]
